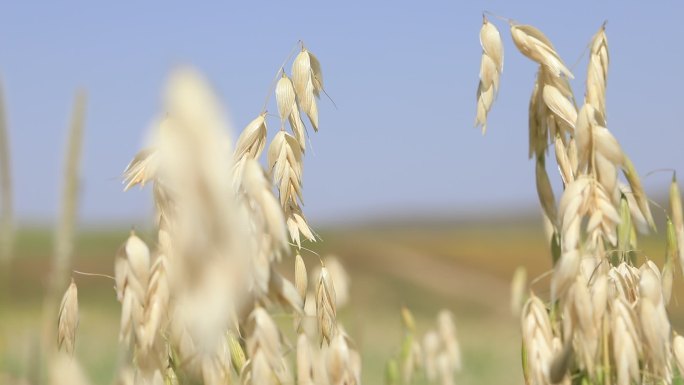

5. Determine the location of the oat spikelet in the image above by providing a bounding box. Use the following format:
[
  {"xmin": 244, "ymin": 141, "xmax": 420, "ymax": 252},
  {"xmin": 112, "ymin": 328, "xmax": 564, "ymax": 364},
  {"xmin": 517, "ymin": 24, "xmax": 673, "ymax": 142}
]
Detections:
[
  {"xmin": 234, "ymin": 113, "xmax": 268, "ymax": 162},
  {"xmin": 521, "ymin": 295, "xmax": 553, "ymax": 385},
  {"xmin": 116, "ymin": 231, "xmax": 151, "ymax": 344},
  {"xmin": 316, "ymin": 266, "xmax": 337, "ymax": 345},
  {"xmin": 246, "ymin": 307, "xmax": 291, "ymax": 384},
  {"xmin": 295, "ymin": 254, "xmax": 308, "ymax": 301},
  {"xmin": 611, "ymin": 298, "xmax": 641, "ymax": 385},
  {"xmin": 241, "ymin": 157, "xmax": 289, "ymax": 256},
  {"xmin": 638, "ymin": 267, "xmax": 672, "ymax": 380},
  {"xmin": 327, "ymin": 332, "xmax": 361, "ymax": 385},
  {"xmin": 292, "ymin": 48, "xmax": 322, "ymax": 131},
  {"xmin": 140, "ymin": 253, "xmax": 170, "ymax": 350},
  {"xmin": 268, "ymin": 130, "xmax": 314, "ymax": 247},
  {"xmin": 322, "ymin": 256, "xmax": 350, "ymax": 308},
  {"xmin": 475, "ymin": 16, "xmax": 503, "ymax": 134},
  {"xmin": 296, "ymin": 333, "xmax": 315, "ymax": 385},
  {"xmin": 586, "ymin": 23, "xmax": 609, "ymax": 115},
  {"xmin": 57, "ymin": 279, "xmax": 79, "ymax": 354},
  {"xmin": 622, "ymin": 156, "xmax": 655, "ymax": 231},
  {"xmin": 510, "ymin": 24, "xmax": 573, "ymax": 79},
  {"xmin": 276, "ymin": 74, "xmax": 296, "ymax": 124}
]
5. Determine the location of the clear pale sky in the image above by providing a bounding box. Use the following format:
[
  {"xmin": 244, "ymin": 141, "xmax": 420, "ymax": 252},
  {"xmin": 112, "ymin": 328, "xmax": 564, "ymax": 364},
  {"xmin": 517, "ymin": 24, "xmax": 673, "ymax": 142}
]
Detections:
[{"xmin": 0, "ymin": 1, "xmax": 682, "ymax": 226}]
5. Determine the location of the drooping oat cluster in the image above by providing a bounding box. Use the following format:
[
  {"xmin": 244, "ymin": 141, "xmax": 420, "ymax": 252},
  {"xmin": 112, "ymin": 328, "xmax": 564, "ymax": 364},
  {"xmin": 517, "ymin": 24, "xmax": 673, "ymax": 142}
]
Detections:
[
  {"xmin": 385, "ymin": 307, "xmax": 462, "ymax": 385},
  {"xmin": 475, "ymin": 16, "xmax": 503, "ymax": 134},
  {"xmin": 478, "ymin": 17, "xmax": 684, "ymax": 385},
  {"xmin": 53, "ymin": 43, "xmax": 366, "ymax": 385}
]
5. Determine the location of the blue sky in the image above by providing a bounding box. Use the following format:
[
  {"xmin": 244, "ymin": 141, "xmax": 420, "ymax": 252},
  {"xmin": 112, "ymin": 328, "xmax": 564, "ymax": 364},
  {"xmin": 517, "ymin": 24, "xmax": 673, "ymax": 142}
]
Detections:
[{"xmin": 0, "ymin": 1, "xmax": 682, "ymax": 226}]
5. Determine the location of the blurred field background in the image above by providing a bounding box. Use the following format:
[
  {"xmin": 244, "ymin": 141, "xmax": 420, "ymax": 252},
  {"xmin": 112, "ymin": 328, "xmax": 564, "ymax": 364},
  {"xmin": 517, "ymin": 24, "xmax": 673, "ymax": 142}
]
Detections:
[{"xmin": 1, "ymin": 213, "xmax": 680, "ymax": 384}]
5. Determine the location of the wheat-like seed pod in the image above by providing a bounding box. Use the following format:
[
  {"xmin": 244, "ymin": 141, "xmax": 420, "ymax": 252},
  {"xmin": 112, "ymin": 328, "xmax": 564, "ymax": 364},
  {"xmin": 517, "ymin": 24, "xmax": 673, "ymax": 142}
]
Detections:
[
  {"xmin": 475, "ymin": 17, "xmax": 503, "ymax": 134},
  {"xmin": 521, "ymin": 296, "xmax": 554, "ymax": 385},
  {"xmin": 57, "ymin": 279, "xmax": 79, "ymax": 355},
  {"xmin": 140, "ymin": 254, "xmax": 170, "ymax": 351},
  {"xmin": 116, "ymin": 232, "xmax": 150, "ymax": 344},
  {"xmin": 611, "ymin": 297, "xmax": 641, "ymax": 385},
  {"xmin": 316, "ymin": 266, "xmax": 337, "ymax": 345},
  {"xmin": 296, "ymin": 333, "xmax": 315, "ymax": 385},
  {"xmin": 622, "ymin": 156, "xmax": 656, "ymax": 231},
  {"xmin": 292, "ymin": 48, "xmax": 323, "ymax": 131},
  {"xmin": 566, "ymin": 277, "xmax": 598, "ymax": 376},
  {"xmin": 314, "ymin": 256, "xmax": 350, "ymax": 308},
  {"xmin": 638, "ymin": 268, "xmax": 672, "ymax": 381},
  {"xmin": 554, "ymin": 135, "xmax": 574, "ymax": 186},
  {"xmin": 235, "ymin": 113, "xmax": 268, "ymax": 162},
  {"xmin": 241, "ymin": 158, "xmax": 289, "ymax": 258},
  {"xmin": 586, "ymin": 24, "xmax": 609, "ymax": 116},
  {"xmin": 510, "ymin": 24, "xmax": 573, "ymax": 79},
  {"xmin": 267, "ymin": 130, "xmax": 315, "ymax": 247},
  {"xmin": 294, "ymin": 254, "xmax": 308, "ymax": 302},
  {"xmin": 246, "ymin": 307, "xmax": 291, "ymax": 385},
  {"xmin": 327, "ymin": 332, "xmax": 361, "ymax": 385},
  {"xmin": 528, "ymin": 68, "xmax": 576, "ymax": 160}
]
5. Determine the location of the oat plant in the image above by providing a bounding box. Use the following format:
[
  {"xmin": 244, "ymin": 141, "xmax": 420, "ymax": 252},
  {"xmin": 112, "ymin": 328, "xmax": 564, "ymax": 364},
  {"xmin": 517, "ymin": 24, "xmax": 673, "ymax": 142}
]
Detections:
[
  {"xmin": 56, "ymin": 42, "xmax": 367, "ymax": 385},
  {"xmin": 476, "ymin": 14, "xmax": 684, "ymax": 385}
]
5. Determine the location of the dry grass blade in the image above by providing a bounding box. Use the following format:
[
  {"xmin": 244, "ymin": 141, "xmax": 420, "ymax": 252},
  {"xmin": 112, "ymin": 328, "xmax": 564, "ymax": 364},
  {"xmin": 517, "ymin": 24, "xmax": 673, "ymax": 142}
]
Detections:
[
  {"xmin": 0, "ymin": 79, "xmax": 13, "ymax": 267},
  {"xmin": 57, "ymin": 279, "xmax": 79, "ymax": 354},
  {"xmin": 52, "ymin": 90, "xmax": 87, "ymax": 294}
]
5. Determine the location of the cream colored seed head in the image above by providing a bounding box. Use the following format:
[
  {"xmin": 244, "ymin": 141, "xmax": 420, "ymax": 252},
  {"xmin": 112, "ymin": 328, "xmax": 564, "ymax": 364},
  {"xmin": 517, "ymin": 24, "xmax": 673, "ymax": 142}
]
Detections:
[
  {"xmin": 510, "ymin": 24, "xmax": 573, "ymax": 79},
  {"xmin": 57, "ymin": 279, "xmax": 79, "ymax": 354},
  {"xmin": 317, "ymin": 266, "xmax": 337, "ymax": 344},
  {"xmin": 294, "ymin": 254, "xmax": 308, "ymax": 301},
  {"xmin": 475, "ymin": 17, "xmax": 503, "ymax": 134}
]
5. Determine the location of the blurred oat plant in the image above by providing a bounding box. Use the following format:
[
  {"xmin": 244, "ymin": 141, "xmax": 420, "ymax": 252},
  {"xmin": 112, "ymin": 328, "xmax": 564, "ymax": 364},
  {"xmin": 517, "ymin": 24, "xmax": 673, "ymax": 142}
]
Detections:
[
  {"xmin": 477, "ymin": 14, "xmax": 684, "ymax": 385},
  {"xmin": 54, "ymin": 42, "xmax": 369, "ymax": 385}
]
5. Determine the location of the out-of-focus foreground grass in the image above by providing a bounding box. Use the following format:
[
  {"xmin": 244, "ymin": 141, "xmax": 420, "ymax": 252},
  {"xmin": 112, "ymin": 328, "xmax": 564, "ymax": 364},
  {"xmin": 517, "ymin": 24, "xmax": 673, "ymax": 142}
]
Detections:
[{"xmin": 0, "ymin": 217, "xmax": 677, "ymax": 385}]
